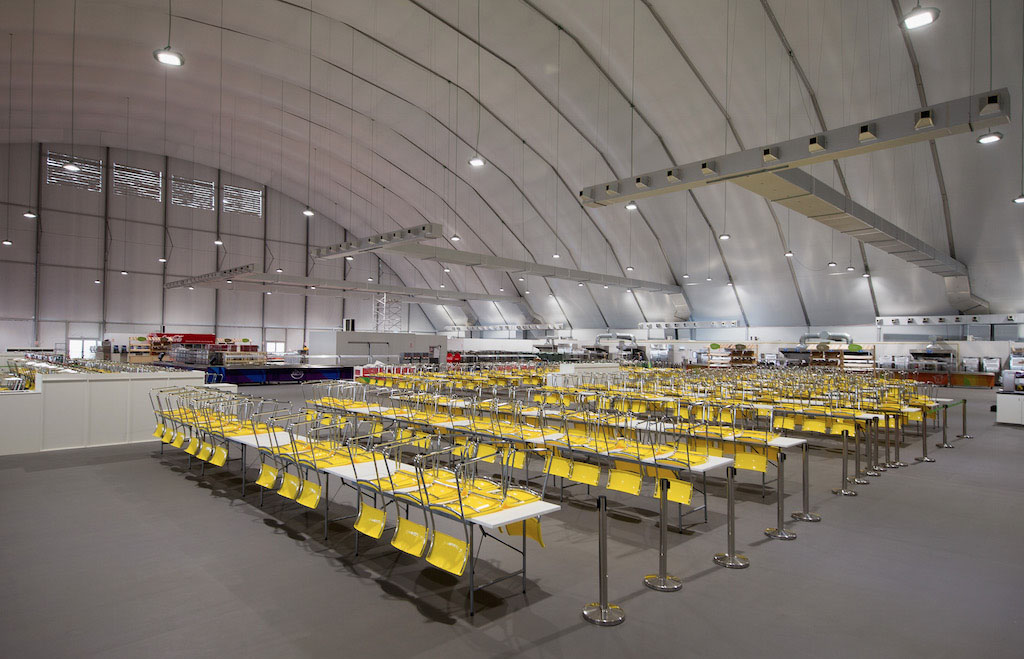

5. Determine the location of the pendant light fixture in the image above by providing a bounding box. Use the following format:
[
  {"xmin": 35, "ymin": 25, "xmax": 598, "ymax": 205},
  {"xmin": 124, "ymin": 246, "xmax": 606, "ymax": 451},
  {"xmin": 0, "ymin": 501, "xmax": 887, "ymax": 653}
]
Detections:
[
  {"xmin": 65, "ymin": 2, "xmax": 80, "ymax": 173},
  {"xmin": 3, "ymin": 34, "xmax": 12, "ymax": 246},
  {"xmin": 467, "ymin": 0, "xmax": 485, "ymax": 168},
  {"xmin": 153, "ymin": 0, "xmax": 184, "ymax": 66},
  {"xmin": 24, "ymin": 9, "xmax": 38, "ymax": 221},
  {"xmin": 978, "ymin": 4, "xmax": 1001, "ymax": 145},
  {"xmin": 302, "ymin": 4, "xmax": 314, "ymax": 219},
  {"xmin": 900, "ymin": 2, "xmax": 939, "ymax": 30},
  {"xmin": 1015, "ymin": 6, "xmax": 1024, "ymax": 204}
]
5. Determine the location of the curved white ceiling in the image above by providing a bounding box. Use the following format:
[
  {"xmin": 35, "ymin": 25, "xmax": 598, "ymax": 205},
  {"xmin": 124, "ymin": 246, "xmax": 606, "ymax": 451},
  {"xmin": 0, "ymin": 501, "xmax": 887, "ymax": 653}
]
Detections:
[{"xmin": 1, "ymin": 0, "xmax": 1022, "ymax": 329}]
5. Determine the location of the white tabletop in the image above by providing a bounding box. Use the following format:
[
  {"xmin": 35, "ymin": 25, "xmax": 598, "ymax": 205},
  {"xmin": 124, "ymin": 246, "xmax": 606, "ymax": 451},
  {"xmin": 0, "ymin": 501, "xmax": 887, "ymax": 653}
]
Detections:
[
  {"xmin": 470, "ymin": 500, "xmax": 561, "ymax": 530},
  {"xmin": 640, "ymin": 453, "xmax": 733, "ymax": 474}
]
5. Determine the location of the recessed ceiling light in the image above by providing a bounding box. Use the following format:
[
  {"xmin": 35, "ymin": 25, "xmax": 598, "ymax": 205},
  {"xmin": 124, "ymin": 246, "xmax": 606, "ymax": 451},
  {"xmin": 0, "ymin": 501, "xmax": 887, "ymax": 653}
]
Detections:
[
  {"xmin": 213, "ymin": 238, "xmax": 223, "ymax": 246},
  {"xmin": 265, "ymin": 291, "xmax": 271, "ymax": 295},
  {"xmin": 443, "ymin": 267, "xmax": 451, "ymax": 273},
  {"xmin": 94, "ymin": 279, "xmax": 101, "ymax": 284},
  {"xmin": 626, "ymin": 265, "xmax": 634, "ymax": 272},
  {"xmin": 603, "ymin": 285, "xmax": 609, "ymax": 289},
  {"xmin": 23, "ymin": 211, "xmax": 37, "ymax": 219},
  {"xmin": 367, "ymin": 277, "xmax": 373, "ymax": 282},
  {"xmin": 468, "ymin": 155, "xmax": 485, "ymax": 167},
  {"xmin": 785, "ymin": 250, "xmax": 794, "ymax": 258},
  {"xmin": 626, "ymin": 288, "xmax": 633, "ymax": 293},
  {"xmin": 226, "ymin": 280, "xmax": 232, "ymax": 284},
  {"xmin": 275, "ymin": 268, "xmax": 283, "ymax": 273},
  {"xmin": 682, "ymin": 273, "xmax": 690, "ymax": 279},
  {"xmin": 524, "ymin": 290, "xmax": 530, "ymax": 294},
  {"xmin": 625, "ymin": 201, "xmax": 638, "ymax": 210},
  {"xmin": 158, "ymin": 256, "xmax": 167, "ymax": 263},
  {"xmin": 518, "ymin": 277, "xmax": 525, "ymax": 282},
  {"xmin": 1014, "ymin": 194, "xmax": 1024, "ymax": 204},
  {"xmin": 552, "ymin": 253, "xmax": 560, "ymax": 259},
  {"xmin": 727, "ymin": 281, "xmax": 733, "ymax": 287},
  {"xmin": 120, "ymin": 270, "xmax": 128, "ymax": 275},
  {"xmin": 862, "ymin": 273, "xmax": 871, "ymax": 278},
  {"xmin": 440, "ymin": 283, "xmax": 446, "ymax": 288},
  {"xmin": 499, "ymin": 287, "xmax": 504, "ymax": 292},
  {"xmin": 187, "ymin": 286, "xmax": 194, "ymax": 290},
  {"xmin": 309, "ymin": 285, "xmax": 316, "ymax": 290},
  {"xmin": 153, "ymin": 46, "xmax": 184, "ymax": 66},
  {"xmin": 706, "ymin": 276, "xmax": 712, "ymax": 281},
  {"xmin": 62, "ymin": 162, "xmax": 80, "ymax": 172},
  {"xmin": 977, "ymin": 132, "xmax": 1003, "ymax": 144},
  {"xmin": 345, "ymin": 255, "xmax": 355, "ymax": 261},
  {"xmin": 901, "ymin": 5, "xmax": 939, "ymax": 30},
  {"xmin": 303, "ymin": 208, "xmax": 315, "ymax": 217},
  {"xmin": 578, "ymin": 282, "xmax": 584, "ymax": 287},
  {"xmin": 846, "ymin": 265, "xmax": 855, "ymax": 272},
  {"xmin": 828, "ymin": 261, "xmax": 837, "ymax": 268},
  {"xmin": 1, "ymin": 239, "xmax": 11, "ymax": 246},
  {"xmin": 719, "ymin": 233, "xmax": 730, "ymax": 241}
]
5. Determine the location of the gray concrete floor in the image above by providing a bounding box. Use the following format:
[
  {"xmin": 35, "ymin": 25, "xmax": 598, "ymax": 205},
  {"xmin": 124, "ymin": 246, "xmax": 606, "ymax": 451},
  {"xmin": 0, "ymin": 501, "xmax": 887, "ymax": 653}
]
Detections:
[{"xmin": 1, "ymin": 386, "xmax": 1022, "ymax": 658}]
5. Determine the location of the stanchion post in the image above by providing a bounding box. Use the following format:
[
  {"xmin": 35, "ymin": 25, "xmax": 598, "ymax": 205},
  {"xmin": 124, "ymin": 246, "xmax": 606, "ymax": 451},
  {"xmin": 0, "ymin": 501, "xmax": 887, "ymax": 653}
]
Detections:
[
  {"xmin": 832, "ymin": 430, "xmax": 857, "ymax": 496},
  {"xmin": 645, "ymin": 479, "xmax": 683, "ymax": 591},
  {"xmin": 915, "ymin": 407, "xmax": 936, "ymax": 463},
  {"xmin": 852, "ymin": 424, "xmax": 868, "ymax": 485},
  {"xmin": 583, "ymin": 495, "xmax": 625, "ymax": 626},
  {"xmin": 936, "ymin": 405, "xmax": 953, "ymax": 448},
  {"xmin": 867, "ymin": 417, "xmax": 882, "ymax": 476},
  {"xmin": 956, "ymin": 399, "xmax": 973, "ymax": 439},
  {"xmin": 894, "ymin": 415, "xmax": 908, "ymax": 467},
  {"xmin": 714, "ymin": 466, "xmax": 750, "ymax": 568},
  {"xmin": 766, "ymin": 450, "xmax": 797, "ymax": 539},
  {"xmin": 792, "ymin": 441, "xmax": 821, "ymax": 522}
]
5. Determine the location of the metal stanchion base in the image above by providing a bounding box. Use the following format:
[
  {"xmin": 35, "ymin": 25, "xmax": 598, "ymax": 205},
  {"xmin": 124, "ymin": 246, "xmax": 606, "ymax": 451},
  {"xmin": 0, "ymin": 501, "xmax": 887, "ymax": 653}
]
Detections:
[
  {"xmin": 871, "ymin": 464, "xmax": 887, "ymax": 472},
  {"xmin": 582, "ymin": 603, "xmax": 626, "ymax": 626},
  {"xmin": 915, "ymin": 456, "xmax": 936, "ymax": 463},
  {"xmin": 791, "ymin": 511, "xmax": 821, "ymax": 522},
  {"xmin": 894, "ymin": 461, "xmax": 909, "ymax": 467},
  {"xmin": 832, "ymin": 488, "xmax": 858, "ymax": 496},
  {"xmin": 764, "ymin": 527, "xmax": 797, "ymax": 540},
  {"xmin": 643, "ymin": 574, "xmax": 683, "ymax": 591},
  {"xmin": 935, "ymin": 442, "xmax": 954, "ymax": 449},
  {"xmin": 713, "ymin": 553, "xmax": 750, "ymax": 569},
  {"xmin": 852, "ymin": 477, "xmax": 869, "ymax": 485},
  {"xmin": 865, "ymin": 469, "xmax": 881, "ymax": 477},
  {"xmin": 956, "ymin": 434, "xmax": 974, "ymax": 439}
]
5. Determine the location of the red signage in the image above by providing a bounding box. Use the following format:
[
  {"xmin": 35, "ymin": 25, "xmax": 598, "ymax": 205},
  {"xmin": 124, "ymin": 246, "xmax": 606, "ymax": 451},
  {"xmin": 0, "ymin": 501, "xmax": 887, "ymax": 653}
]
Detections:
[
  {"xmin": 147, "ymin": 333, "xmax": 217, "ymax": 345},
  {"xmin": 446, "ymin": 351, "xmax": 462, "ymax": 364}
]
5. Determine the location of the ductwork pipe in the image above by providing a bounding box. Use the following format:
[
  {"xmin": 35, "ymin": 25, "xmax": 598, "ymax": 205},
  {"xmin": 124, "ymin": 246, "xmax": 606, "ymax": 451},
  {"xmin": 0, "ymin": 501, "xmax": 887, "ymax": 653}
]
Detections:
[{"xmin": 798, "ymin": 331, "xmax": 852, "ymax": 346}]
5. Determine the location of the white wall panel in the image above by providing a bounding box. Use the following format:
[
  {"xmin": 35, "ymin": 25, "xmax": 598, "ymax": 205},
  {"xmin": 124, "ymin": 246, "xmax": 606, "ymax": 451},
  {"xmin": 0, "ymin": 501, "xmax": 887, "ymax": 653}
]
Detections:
[
  {"xmin": 38, "ymin": 265, "xmax": 103, "ymax": 321},
  {"xmin": 0, "ymin": 261, "xmax": 36, "ymax": 318},
  {"xmin": 104, "ymin": 272, "xmax": 163, "ymax": 324}
]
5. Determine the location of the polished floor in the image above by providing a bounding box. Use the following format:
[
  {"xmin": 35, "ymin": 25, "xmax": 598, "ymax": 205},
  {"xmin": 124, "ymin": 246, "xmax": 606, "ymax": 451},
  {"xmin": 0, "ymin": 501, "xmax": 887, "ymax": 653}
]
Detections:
[{"xmin": 1, "ymin": 386, "xmax": 1022, "ymax": 658}]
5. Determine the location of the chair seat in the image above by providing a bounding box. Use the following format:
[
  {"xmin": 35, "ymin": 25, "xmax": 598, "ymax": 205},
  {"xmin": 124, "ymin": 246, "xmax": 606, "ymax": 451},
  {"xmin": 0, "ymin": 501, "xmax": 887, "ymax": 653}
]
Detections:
[
  {"xmin": 391, "ymin": 518, "xmax": 429, "ymax": 557},
  {"xmin": 354, "ymin": 503, "xmax": 387, "ymax": 539},
  {"xmin": 425, "ymin": 531, "xmax": 469, "ymax": 576}
]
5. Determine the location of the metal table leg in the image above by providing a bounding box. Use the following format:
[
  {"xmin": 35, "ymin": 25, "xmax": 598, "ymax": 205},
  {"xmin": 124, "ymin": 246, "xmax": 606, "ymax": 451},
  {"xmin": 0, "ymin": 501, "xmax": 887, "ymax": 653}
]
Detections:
[
  {"xmin": 645, "ymin": 479, "xmax": 683, "ymax": 590},
  {"xmin": 583, "ymin": 495, "xmax": 625, "ymax": 625},
  {"xmin": 714, "ymin": 467, "xmax": 750, "ymax": 568},
  {"xmin": 765, "ymin": 450, "xmax": 796, "ymax": 539},
  {"xmin": 936, "ymin": 405, "xmax": 954, "ymax": 448},
  {"xmin": 792, "ymin": 441, "xmax": 821, "ymax": 522},
  {"xmin": 469, "ymin": 526, "xmax": 476, "ymax": 617},
  {"xmin": 956, "ymin": 399, "xmax": 973, "ymax": 439},
  {"xmin": 832, "ymin": 431, "xmax": 857, "ymax": 496}
]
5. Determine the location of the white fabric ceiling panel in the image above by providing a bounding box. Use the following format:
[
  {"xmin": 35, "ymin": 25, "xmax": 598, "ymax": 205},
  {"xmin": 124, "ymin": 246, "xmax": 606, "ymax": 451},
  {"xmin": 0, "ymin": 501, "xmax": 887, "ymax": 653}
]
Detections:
[
  {"xmin": 0, "ymin": 261, "xmax": 37, "ymax": 318},
  {"xmin": 104, "ymin": 272, "xmax": 163, "ymax": 324},
  {"xmin": 38, "ymin": 265, "xmax": 103, "ymax": 321}
]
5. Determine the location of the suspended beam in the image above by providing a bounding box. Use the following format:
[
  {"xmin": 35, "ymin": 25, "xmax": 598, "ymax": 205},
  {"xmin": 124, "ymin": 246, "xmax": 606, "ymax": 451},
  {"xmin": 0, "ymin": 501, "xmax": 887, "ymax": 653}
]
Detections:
[
  {"xmin": 580, "ymin": 89, "xmax": 1009, "ymax": 207},
  {"xmin": 736, "ymin": 168, "xmax": 968, "ymax": 277},
  {"xmin": 382, "ymin": 243, "xmax": 685, "ymax": 294},
  {"xmin": 312, "ymin": 223, "xmax": 442, "ymax": 260}
]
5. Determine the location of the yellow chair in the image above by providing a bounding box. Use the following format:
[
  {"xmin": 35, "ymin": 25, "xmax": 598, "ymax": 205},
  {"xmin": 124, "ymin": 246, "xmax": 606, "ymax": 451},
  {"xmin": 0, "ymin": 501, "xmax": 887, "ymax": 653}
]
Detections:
[
  {"xmin": 772, "ymin": 416, "xmax": 796, "ymax": 431},
  {"xmin": 504, "ymin": 517, "xmax": 545, "ymax": 547},
  {"xmin": 183, "ymin": 437, "xmax": 201, "ymax": 456},
  {"xmin": 801, "ymin": 418, "xmax": 829, "ymax": 434},
  {"xmin": 354, "ymin": 499, "xmax": 387, "ymax": 539},
  {"xmin": 502, "ymin": 449, "xmax": 527, "ymax": 470},
  {"xmin": 255, "ymin": 461, "xmax": 279, "ymax": 488},
  {"xmin": 278, "ymin": 473, "xmax": 302, "ymax": 500},
  {"xmin": 391, "ymin": 517, "xmax": 429, "ymax": 557},
  {"xmin": 655, "ymin": 477, "xmax": 693, "ymax": 505},
  {"xmin": 209, "ymin": 445, "xmax": 228, "ymax": 467},
  {"xmin": 161, "ymin": 426, "xmax": 175, "ymax": 442},
  {"xmin": 196, "ymin": 442, "xmax": 214, "ymax": 461},
  {"xmin": 734, "ymin": 452, "xmax": 768, "ymax": 473},
  {"xmin": 570, "ymin": 461, "xmax": 601, "ymax": 487},
  {"xmin": 830, "ymin": 421, "xmax": 856, "ymax": 436},
  {"xmin": 171, "ymin": 432, "xmax": 186, "ymax": 448},
  {"xmin": 545, "ymin": 454, "xmax": 572, "ymax": 479},
  {"xmin": 606, "ymin": 468, "xmax": 643, "ymax": 496},
  {"xmin": 296, "ymin": 479, "xmax": 322, "ymax": 509},
  {"xmin": 153, "ymin": 423, "xmax": 166, "ymax": 439},
  {"xmin": 425, "ymin": 529, "xmax": 470, "ymax": 576}
]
